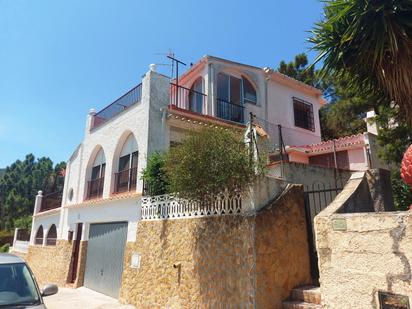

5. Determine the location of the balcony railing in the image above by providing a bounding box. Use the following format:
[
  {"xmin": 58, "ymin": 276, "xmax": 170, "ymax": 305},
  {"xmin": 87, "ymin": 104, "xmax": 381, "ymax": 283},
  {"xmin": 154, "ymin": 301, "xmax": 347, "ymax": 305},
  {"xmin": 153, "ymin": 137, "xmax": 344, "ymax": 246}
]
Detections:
[
  {"xmin": 40, "ymin": 191, "xmax": 62, "ymax": 212},
  {"xmin": 216, "ymin": 98, "xmax": 245, "ymax": 124},
  {"xmin": 87, "ymin": 177, "xmax": 104, "ymax": 199},
  {"xmin": 114, "ymin": 167, "xmax": 138, "ymax": 194},
  {"xmin": 170, "ymin": 83, "xmax": 207, "ymax": 114},
  {"xmin": 92, "ymin": 83, "xmax": 142, "ymax": 130}
]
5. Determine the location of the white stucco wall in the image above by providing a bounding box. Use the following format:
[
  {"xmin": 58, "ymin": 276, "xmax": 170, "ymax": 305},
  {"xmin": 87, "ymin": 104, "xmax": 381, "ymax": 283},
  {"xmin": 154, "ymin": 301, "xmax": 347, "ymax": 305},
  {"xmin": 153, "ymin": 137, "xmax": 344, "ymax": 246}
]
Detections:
[
  {"xmin": 30, "ymin": 211, "xmax": 60, "ymax": 245},
  {"xmin": 177, "ymin": 56, "xmax": 323, "ymax": 147},
  {"xmin": 30, "ymin": 68, "xmax": 171, "ymax": 242},
  {"xmin": 59, "ymin": 198, "xmax": 141, "ymax": 242},
  {"xmin": 61, "ymin": 70, "xmax": 170, "ymax": 207},
  {"xmin": 348, "ymin": 147, "xmax": 368, "ymax": 171}
]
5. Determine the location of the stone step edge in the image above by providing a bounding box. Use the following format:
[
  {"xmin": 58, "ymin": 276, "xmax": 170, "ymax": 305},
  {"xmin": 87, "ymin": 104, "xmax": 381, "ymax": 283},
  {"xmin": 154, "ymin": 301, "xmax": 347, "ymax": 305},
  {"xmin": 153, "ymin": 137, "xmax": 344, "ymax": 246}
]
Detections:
[
  {"xmin": 291, "ymin": 286, "xmax": 321, "ymax": 304},
  {"xmin": 282, "ymin": 300, "xmax": 322, "ymax": 309}
]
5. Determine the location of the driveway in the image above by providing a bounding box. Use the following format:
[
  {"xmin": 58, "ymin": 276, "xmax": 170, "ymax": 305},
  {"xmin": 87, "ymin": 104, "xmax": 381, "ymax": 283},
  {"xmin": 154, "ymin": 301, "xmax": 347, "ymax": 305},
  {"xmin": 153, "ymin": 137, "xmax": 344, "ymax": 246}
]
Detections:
[{"xmin": 44, "ymin": 287, "xmax": 136, "ymax": 309}]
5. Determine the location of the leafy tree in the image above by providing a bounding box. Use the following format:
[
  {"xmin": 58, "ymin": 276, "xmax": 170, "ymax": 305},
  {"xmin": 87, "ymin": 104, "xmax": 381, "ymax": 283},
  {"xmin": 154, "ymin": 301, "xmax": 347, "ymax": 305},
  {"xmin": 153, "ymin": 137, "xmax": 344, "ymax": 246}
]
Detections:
[
  {"xmin": 141, "ymin": 152, "xmax": 169, "ymax": 196},
  {"xmin": 278, "ymin": 53, "xmax": 412, "ymax": 209},
  {"xmin": 13, "ymin": 215, "xmax": 32, "ymax": 231},
  {"xmin": 0, "ymin": 154, "xmax": 65, "ymax": 230},
  {"xmin": 165, "ymin": 128, "xmax": 262, "ymax": 201},
  {"xmin": 278, "ymin": 53, "xmax": 319, "ymax": 87},
  {"xmin": 309, "ymin": 0, "xmax": 412, "ymax": 123}
]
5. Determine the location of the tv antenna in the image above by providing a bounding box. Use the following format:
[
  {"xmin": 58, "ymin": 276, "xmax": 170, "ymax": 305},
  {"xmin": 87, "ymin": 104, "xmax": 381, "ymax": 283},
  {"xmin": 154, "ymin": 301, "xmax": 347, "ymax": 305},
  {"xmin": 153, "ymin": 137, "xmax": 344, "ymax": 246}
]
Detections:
[
  {"xmin": 155, "ymin": 49, "xmax": 176, "ymax": 77},
  {"xmin": 167, "ymin": 55, "xmax": 186, "ymax": 105}
]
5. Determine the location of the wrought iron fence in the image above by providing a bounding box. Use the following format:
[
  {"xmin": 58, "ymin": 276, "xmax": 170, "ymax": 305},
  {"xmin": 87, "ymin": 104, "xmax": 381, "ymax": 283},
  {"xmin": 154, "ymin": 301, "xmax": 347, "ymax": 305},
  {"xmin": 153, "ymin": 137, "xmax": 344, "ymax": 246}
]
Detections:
[
  {"xmin": 114, "ymin": 167, "xmax": 138, "ymax": 193},
  {"xmin": 216, "ymin": 98, "xmax": 245, "ymax": 124},
  {"xmin": 92, "ymin": 83, "xmax": 142, "ymax": 130},
  {"xmin": 40, "ymin": 191, "xmax": 63, "ymax": 212},
  {"xmin": 303, "ymin": 181, "xmax": 343, "ymax": 283},
  {"xmin": 169, "ymin": 83, "xmax": 207, "ymax": 114},
  {"xmin": 86, "ymin": 177, "xmax": 104, "ymax": 199}
]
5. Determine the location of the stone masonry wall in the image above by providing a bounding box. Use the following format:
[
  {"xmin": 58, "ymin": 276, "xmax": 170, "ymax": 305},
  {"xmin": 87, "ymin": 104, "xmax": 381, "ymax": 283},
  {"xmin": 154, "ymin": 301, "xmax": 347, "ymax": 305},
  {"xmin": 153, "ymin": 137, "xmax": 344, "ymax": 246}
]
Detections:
[
  {"xmin": 120, "ymin": 185, "xmax": 311, "ymax": 308},
  {"xmin": 255, "ymin": 185, "xmax": 312, "ymax": 308},
  {"xmin": 316, "ymin": 212, "xmax": 412, "ymax": 308},
  {"xmin": 26, "ymin": 240, "xmax": 72, "ymax": 287},
  {"xmin": 315, "ymin": 172, "xmax": 412, "ymax": 308},
  {"xmin": 120, "ymin": 215, "xmax": 255, "ymax": 308}
]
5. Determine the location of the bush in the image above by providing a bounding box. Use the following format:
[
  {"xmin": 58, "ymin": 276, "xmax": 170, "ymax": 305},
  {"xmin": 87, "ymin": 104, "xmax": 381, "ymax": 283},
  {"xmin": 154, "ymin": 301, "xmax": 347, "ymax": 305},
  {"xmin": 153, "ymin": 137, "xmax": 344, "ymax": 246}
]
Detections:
[
  {"xmin": 166, "ymin": 128, "xmax": 263, "ymax": 201},
  {"xmin": 141, "ymin": 152, "xmax": 169, "ymax": 196},
  {"xmin": 0, "ymin": 243, "xmax": 10, "ymax": 253},
  {"xmin": 392, "ymin": 169, "xmax": 412, "ymax": 211}
]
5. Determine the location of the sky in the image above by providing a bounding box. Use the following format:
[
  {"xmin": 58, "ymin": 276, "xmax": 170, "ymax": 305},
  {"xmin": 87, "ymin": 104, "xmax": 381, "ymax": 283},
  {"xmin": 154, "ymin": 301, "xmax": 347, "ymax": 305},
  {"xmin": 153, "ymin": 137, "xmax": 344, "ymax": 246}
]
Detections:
[{"xmin": 0, "ymin": 0, "xmax": 324, "ymax": 168}]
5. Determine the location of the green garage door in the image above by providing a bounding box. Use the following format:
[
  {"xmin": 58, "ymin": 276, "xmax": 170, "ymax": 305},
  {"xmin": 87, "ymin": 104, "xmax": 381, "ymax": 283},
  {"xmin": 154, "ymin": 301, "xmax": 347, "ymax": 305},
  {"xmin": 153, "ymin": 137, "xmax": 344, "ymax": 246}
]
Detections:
[{"xmin": 83, "ymin": 222, "xmax": 128, "ymax": 298}]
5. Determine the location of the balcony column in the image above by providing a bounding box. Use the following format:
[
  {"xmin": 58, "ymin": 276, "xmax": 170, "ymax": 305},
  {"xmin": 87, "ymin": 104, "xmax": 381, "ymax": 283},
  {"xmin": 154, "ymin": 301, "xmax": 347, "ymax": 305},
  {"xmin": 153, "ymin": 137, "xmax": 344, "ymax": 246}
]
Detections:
[
  {"xmin": 12, "ymin": 228, "xmax": 19, "ymax": 248},
  {"xmin": 42, "ymin": 227, "xmax": 48, "ymax": 246},
  {"xmin": 207, "ymin": 63, "xmax": 215, "ymax": 117}
]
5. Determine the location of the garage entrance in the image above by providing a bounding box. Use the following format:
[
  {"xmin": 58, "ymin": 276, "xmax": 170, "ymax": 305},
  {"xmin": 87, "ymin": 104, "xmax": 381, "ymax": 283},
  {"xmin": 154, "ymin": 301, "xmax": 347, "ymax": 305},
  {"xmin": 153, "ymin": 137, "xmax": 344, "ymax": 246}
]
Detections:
[{"xmin": 83, "ymin": 222, "xmax": 128, "ymax": 298}]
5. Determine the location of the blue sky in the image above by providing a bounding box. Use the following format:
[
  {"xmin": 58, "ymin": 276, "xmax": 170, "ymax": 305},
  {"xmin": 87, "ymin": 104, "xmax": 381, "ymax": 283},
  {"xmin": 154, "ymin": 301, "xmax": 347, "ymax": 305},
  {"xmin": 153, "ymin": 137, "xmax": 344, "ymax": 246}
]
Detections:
[{"xmin": 0, "ymin": 0, "xmax": 324, "ymax": 167}]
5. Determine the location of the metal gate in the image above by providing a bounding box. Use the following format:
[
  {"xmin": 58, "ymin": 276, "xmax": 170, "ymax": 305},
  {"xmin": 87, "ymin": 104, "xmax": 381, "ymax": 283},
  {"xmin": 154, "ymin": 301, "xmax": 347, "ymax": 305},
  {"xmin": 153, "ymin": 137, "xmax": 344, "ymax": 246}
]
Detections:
[
  {"xmin": 83, "ymin": 222, "xmax": 128, "ymax": 298},
  {"xmin": 304, "ymin": 182, "xmax": 342, "ymax": 283}
]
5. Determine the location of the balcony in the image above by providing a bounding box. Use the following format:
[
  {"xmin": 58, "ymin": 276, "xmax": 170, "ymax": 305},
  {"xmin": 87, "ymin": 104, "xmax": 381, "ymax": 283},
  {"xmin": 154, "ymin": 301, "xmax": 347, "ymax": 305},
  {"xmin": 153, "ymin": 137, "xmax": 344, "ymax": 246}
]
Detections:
[
  {"xmin": 216, "ymin": 98, "xmax": 245, "ymax": 124},
  {"xmin": 169, "ymin": 83, "xmax": 245, "ymax": 124},
  {"xmin": 87, "ymin": 177, "xmax": 104, "ymax": 199},
  {"xmin": 40, "ymin": 191, "xmax": 62, "ymax": 212},
  {"xmin": 113, "ymin": 167, "xmax": 138, "ymax": 194},
  {"xmin": 91, "ymin": 83, "xmax": 142, "ymax": 130},
  {"xmin": 169, "ymin": 83, "xmax": 207, "ymax": 114}
]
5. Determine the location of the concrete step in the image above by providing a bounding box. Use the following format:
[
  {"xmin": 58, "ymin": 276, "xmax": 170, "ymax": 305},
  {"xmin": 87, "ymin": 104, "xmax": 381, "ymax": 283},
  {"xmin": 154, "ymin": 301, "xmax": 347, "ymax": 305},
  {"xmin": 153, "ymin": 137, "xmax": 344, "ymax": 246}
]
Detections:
[
  {"xmin": 282, "ymin": 300, "xmax": 322, "ymax": 309},
  {"xmin": 291, "ymin": 286, "xmax": 321, "ymax": 305}
]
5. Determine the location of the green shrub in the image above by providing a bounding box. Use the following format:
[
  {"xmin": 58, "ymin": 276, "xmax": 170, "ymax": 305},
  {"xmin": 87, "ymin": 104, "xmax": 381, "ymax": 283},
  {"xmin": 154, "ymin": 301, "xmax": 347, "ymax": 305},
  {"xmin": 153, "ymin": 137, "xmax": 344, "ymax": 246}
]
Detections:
[
  {"xmin": 166, "ymin": 128, "xmax": 264, "ymax": 201},
  {"xmin": 0, "ymin": 243, "xmax": 10, "ymax": 253},
  {"xmin": 141, "ymin": 152, "xmax": 169, "ymax": 196}
]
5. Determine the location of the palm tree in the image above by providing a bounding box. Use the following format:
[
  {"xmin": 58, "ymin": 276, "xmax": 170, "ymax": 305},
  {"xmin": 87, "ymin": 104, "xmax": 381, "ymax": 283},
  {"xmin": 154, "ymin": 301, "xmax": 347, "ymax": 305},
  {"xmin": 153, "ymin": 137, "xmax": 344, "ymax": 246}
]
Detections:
[{"xmin": 309, "ymin": 0, "xmax": 412, "ymax": 122}]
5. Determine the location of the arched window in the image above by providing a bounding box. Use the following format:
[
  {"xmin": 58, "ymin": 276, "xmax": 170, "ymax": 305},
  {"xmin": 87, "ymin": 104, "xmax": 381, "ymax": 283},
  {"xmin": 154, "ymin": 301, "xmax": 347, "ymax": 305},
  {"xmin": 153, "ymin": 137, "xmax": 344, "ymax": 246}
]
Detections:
[
  {"xmin": 242, "ymin": 75, "xmax": 257, "ymax": 105},
  {"xmin": 114, "ymin": 134, "xmax": 138, "ymax": 193},
  {"xmin": 87, "ymin": 148, "xmax": 106, "ymax": 199},
  {"xmin": 189, "ymin": 78, "xmax": 204, "ymax": 113},
  {"xmin": 46, "ymin": 224, "xmax": 57, "ymax": 246},
  {"xmin": 35, "ymin": 226, "xmax": 43, "ymax": 245}
]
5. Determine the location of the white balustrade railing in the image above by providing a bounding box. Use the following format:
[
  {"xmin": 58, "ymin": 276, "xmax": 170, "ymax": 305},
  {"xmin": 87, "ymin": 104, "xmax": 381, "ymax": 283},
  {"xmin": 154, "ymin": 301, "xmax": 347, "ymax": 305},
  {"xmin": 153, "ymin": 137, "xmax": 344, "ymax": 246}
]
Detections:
[
  {"xmin": 141, "ymin": 193, "xmax": 243, "ymax": 220},
  {"xmin": 12, "ymin": 240, "xmax": 29, "ymax": 253}
]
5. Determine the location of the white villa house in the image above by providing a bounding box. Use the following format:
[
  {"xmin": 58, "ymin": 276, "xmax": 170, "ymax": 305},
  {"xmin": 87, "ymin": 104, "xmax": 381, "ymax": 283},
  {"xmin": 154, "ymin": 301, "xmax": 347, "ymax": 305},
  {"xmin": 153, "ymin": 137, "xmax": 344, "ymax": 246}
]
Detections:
[{"xmin": 26, "ymin": 55, "xmax": 336, "ymax": 301}]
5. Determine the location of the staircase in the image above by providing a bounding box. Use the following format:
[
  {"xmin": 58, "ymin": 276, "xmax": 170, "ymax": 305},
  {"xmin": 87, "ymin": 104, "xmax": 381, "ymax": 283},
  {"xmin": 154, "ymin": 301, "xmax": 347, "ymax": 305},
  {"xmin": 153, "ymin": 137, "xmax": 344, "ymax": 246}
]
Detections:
[{"xmin": 282, "ymin": 286, "xmax": 322, "ymax": 309}]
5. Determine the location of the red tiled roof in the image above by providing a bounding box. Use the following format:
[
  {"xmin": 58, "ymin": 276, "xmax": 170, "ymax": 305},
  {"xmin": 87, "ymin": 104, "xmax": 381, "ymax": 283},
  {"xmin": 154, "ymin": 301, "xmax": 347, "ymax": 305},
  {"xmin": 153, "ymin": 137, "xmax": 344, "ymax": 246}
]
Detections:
[{"xmin": 287, "ymin": 133, "xmax": 366, "ymax": 154}]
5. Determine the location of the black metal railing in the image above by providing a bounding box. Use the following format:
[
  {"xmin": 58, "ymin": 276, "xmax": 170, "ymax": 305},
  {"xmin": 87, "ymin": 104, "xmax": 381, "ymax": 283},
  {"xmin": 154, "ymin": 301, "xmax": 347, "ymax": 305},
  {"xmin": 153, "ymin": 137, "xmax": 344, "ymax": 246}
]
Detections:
[
  {"xmin": 114, "ymin": 167, "xmax": 138, "ymax": 194},
  {"xmin": 304, "ymin": 182, "xmax": 343, "ymax": 283},
  {"xmin": 40, "ymin": 191, "xmax": 63, "ymax": 212},
  {"xmin": 92, "ymin": 83, "xmax": 142, "ymax": 130},
  {"xmin": 86, "ymin": 177, "xmax": 104, "ymax": 199},
  {"xmin": 170, "ymin": 83, "xmax": 207, "ymax": 114},
  {"xmin": 216, "ymin": 98, "xmax": 245, "ymax": 124}
]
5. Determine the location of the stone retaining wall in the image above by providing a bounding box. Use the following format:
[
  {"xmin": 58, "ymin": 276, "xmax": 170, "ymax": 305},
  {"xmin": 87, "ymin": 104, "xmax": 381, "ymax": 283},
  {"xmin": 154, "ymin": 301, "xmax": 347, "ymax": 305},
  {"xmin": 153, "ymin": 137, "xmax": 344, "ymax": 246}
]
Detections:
[
  {"xmin": 120, "ymin": 185, "xmax": 311, "ymax": 308},
  {"xmin": 26, "ymin": 240, "xmax": 72, "ymax": 287},
  {"xmin": 315, "ymin": 172, "xmax": 412, "ymax": 308}
]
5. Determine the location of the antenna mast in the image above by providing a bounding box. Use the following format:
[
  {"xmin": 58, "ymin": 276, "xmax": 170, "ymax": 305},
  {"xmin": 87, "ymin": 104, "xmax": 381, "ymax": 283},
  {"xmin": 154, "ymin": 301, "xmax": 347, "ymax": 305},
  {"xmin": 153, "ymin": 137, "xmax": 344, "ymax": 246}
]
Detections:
[{"xmin": 167, "ymin": 55, "xmax": 186, "ymax": 106}]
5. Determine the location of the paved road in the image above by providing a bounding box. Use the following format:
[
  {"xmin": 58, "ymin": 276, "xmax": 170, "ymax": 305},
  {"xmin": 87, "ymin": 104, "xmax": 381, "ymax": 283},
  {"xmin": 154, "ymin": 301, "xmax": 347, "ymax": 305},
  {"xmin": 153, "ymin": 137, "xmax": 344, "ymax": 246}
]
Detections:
[{"xmin": 44, "ymin": 287, "xmax": 136, "ymax": 309}]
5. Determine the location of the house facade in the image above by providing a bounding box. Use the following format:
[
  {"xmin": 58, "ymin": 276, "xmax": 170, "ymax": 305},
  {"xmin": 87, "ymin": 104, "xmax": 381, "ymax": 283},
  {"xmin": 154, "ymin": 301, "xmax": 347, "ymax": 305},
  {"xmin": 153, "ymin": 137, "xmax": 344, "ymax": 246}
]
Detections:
[{"xmin": 26, "ymin": 55, "xmax": 333, "ymax": 303}]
